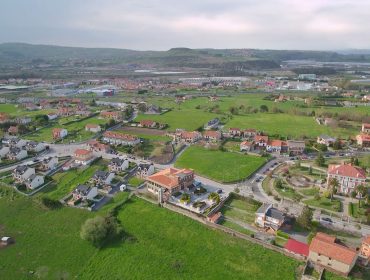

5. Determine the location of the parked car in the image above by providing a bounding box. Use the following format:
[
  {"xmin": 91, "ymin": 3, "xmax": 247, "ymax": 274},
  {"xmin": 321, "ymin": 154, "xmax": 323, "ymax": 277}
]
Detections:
[{"xmin": 321, "ymin": 217, "xmax": 333, "ymax": 223}]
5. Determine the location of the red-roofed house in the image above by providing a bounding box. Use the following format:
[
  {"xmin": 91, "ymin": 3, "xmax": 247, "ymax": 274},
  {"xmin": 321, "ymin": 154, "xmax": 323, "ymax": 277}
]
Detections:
[
  {"xmin": 362, "ymin": 123, "xmax": 370, "ymax": 134},
  {"xmin": 359, "ymin": 235, "xmax": 370, "ymax": 266},
  {"xmin": 243, "ymin": 128, "xmax": 257, "ymax": 138},
  {"xmin": 207, "ymin": 212, "xmax": 223, "ymax": 224},
  {"xmin": 308, "ymin": 232, "xmax": 358, "ymax": 275},
  {"xmin": 266, "ymin": 140, "xmax": 288, "ymax": 153},
  {"xmin": 52, "ymin": 128, "xmax": 68, "ymax": 139},
  {"xmin": 8, "ymin": 126, "xmax": 18, "ymax": 135},
  {"xmin": 86, "ymin": 140, "xmax": 111, "ymax": 153},
  {"xmin": 85, "ymin": 124, "xmax": 101, "ymax": 133},
  {"xmin": 240, "ymin": 141, "xmax": 253, "ymax": 152},
  {"xmin": 203, "ymin": 130, "xmax": 221, "ymax": 142},
  {"xmin": 74, "ymin": 149, "xmax": 94, "ymax": 165},
  {"xmin": 139, "ymin": 119, "xmax": 157, "ymax": 128},
  {"xmin": 0, "ymin": 113, "xmax": 10, "ymax": 124},
  {"xmin": 229, "ymin": 128, "xmax": 241, "ymax": 137},
  {"xmin": 102, "ymin": 131, "xmax": 140, "ymax": 146},
  {"xmin": 100, "ymin": 111, "xmax": 122, "ymax": 121},
  {"xmin": 356, "ymin": 134, "xmax": 370, "ymax": 148},
  {"xmin": 284, "ymin": 238, "xmax": 309, "ymax": 257},
  {"xmin": 254, "ymin": 135, "xmax": 269, "ymax": 147},
  {"xmin": 177, "ymin": 131, "xmax": 202, "ymax": 143},
  {"xmin": 327, "ymin": 164, "xmax": 367, "ymax": 194},
  {"xmin": 146, "ymin": 168, "xmax": 194, "ymax": 200}
]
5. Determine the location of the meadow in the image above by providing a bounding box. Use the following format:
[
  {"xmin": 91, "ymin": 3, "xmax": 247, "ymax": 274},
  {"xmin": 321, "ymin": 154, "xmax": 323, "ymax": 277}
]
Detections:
[
  {"xmin": 175, "ymin": 146, "xmax": 267, "ymax": 183},
  {"xmin": 0, "ymin": 189, "xmax": 302, "ymax": 280}
]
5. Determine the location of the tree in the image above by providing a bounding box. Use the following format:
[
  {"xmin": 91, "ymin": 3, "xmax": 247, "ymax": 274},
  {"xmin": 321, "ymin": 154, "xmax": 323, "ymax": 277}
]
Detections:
[
  {"xmin": 354, "ymin": 158, "xmax": 360, "ymax": 166},
  {"xmin": 315, "ymin": 153, "xmax": 325, "ymax": 167},
  {"xmin": 308, "ymin": 166, "xmax": 313, "ymax": 175},
  {"xmin": 332, "ymin": 139, "xmax": 342, "ymax": 150},
  {"xmin": 260, "ymin": 105, "xmax": 269, "ymax": 112},
  {"xmin": 355, "ymin": 184, "xmax": 368, "ymax": 208},
  {"xmin": 327, "ymin": 177, "xmax": 338, "ymax": 201},
  {"xmin": 80, "ymin": 215, "xmax": 122, "ymax": 247},
  {"xmin": 137, "ymin": 103, "xmax": 147, "ymax": 113},
  {"xmin": 297, "ymin": 205, "xmax": 313, "ymax": 229},
  {"xmin": 274, "ymin": 178, "xmax": 283, "ymax": 189}
]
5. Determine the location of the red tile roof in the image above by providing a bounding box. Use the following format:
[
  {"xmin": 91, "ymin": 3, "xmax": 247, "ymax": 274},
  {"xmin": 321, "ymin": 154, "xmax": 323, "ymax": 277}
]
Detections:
[
  {"xmin": 147, "ymin": 167, "xmax": 193, "ymax": 189},
  {"xmin": 208, "ymin": 212, "xmax": 222, "ymax": 223},
  {"xmin": 255, "ymin": 135, "xmax": 269, "ymax": 142},
  {"xmin": 363, "ymin": 235, "xmax": 370, "ymax": 245},
  {"xmin": 240, "ymin": 141, "xmax": 253, "ymax": 146},
  {"xmin": 140, "ymin": 120, "xmax": 156, "ymax": 126},
  {"xmin": 203, "ymin": 130, "xmax": 221, "ymax": 138},
  {"xmin": 268, "ymin": 140, "xmax": 287, "ymax": 147},
  {"xmin": 328, "ymin": 164, "xmax": 366, "ymax": 179},
  {"xmin": 284, "ymin": 238, "xmax": 309, "ymax": 257},
  {"xmin": 357, "ymin": 134, "xmax": 370, "ymax": 141},
  {"xmin": 362, "ymin": 123, "xmax": 370, "ymax": 129},
  {"xmin": 74, "ymin": 149, "xmax": 92, "ymax": 156},
  {"xmin": 85, "ymin": 124, "xmax": 100, "ymax": 129},
  {"xmin": 309, "ymin": 233, "xmax": 357, "ymax": 265}
]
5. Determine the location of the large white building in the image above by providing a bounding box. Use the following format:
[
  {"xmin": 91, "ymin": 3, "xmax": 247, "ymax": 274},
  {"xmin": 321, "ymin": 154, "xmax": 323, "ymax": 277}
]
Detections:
[{"xmin": 327, "ymin": 164, "xmax": 367, "ymax": 194}]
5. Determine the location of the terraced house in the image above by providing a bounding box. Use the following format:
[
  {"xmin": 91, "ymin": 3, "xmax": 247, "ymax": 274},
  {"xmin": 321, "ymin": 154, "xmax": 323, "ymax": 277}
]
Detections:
[{"xmin": 102, "ymin": 131, "xmax": 140, "ymax": 146}]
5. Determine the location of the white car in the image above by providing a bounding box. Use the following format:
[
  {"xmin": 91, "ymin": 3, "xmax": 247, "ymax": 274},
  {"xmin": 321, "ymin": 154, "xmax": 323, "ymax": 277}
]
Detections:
[{"xmin": 119, "ymin": 184, "xmax": 127, "ymax": 191}]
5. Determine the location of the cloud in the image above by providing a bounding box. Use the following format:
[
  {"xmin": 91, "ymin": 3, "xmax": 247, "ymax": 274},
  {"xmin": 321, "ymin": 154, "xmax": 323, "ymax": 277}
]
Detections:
[{"xmin": 0, "ymin": 0, "xmax": 370, "ymax": 50}]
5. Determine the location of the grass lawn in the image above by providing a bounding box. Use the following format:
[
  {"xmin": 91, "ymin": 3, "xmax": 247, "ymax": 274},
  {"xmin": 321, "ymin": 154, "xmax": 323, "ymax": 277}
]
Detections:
[
  {"xmin": 79, "ymin": 196, "xmax": 301, "ymax": 279},
  {"xmin": 299, "ymin": 187, "xmax": 320, "ymax": 197},
  {"xmin": 40, "ymin": 159, "xmax": 108, "ymax": 199},
  {"xmin": 128, "ymin": 176, "xmax": 145, "ymax": 187},
  {"xmin": 304, "ymin": 197, "xmax": 341, "ymax": 212},
  {"xmin": 219, "ymin": 219, "xmax": 253, "ymax": 235},
  {"xmin": 274, "ymin": 236, "xmax": 288, "ymax": 248},
  {"xmin": 348, "ymin": 201, "xmax": 369, "ymax": 221},
  {"xmin": 136, "ymin": 109, "xmax": 218, "ymax": 131},
  {"xmin": 274, "ymin": 181, "xmax": 303, "ymax": 202},
  {"xmin": 175, "ymin": 146, "xmax": 266, "ymax": 183},
  {"xmin": 225, "ymin": 113, "xmax": 356, "ymax": 138}
]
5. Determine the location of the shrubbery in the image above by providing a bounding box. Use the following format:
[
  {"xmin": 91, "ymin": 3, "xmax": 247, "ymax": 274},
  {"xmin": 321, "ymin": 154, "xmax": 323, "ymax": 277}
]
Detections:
[{"xmin": 41, "ymin": 196, "xmax": 63, "ymax": 209}]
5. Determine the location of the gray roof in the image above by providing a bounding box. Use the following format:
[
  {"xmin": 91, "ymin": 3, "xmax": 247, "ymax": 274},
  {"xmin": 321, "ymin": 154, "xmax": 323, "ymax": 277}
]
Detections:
[
  {"xmin": 256, "ymin": 203, "xmax": 272, "ymax": 214},
  {"xmin": 14, "ymin": 165, "xmax": 28, "ymax": 174},
  {"xmin": 111, "ymin": 157, "xmax": 124, "ymax": 165},
  {"xmin": 266, "ymin": 208, "xmax": 285, "ymax": 221},
  {"xmin": 93, "ymin": 170, "xmax": 109, "ymax": 179},
  {"xmin": 139, "ymin": 163, "xmax": 152, "ymax": 170},
  {"xmin": 75, "ymin": 184, "xmax": 90, "ymax": 195}
]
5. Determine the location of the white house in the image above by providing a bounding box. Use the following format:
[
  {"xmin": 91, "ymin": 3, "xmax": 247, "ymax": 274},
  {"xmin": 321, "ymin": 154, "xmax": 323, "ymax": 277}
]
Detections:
[
  {"xmin": 0, "ymin": 146, "xmax": 10, "ymax": 158},
  {"xmin": 72, "ymin": 185, "xmax": 98, "ymax": 201},
  {"xmin": 90, "ymin": 171, "xmax": 115, "ymax": 185},
  {"xmin": 108, "ymin": 157, "xmax": 129, "ymax": 173},
  {"xmin": 41, "ymin": 157, "xmax": 58, "ymax": 171},
  {"xmin": 327, "ymin": 164, "xmax": 367, "ymax": 195},
  {"xmin": 8, "ymin": 138, "xmax": 27, "ymax": 148},
  {"xmin": 137, "ymin": 162, "xmax": 155, "ymax": 178},
  {"xmin": 85, "ymin": 124, "xmax": 102, "ymax": 133},
  {"xmin": 240, "ymin": 141, "xmax": 253, "ymax": 152},
  {"xmin": 12, "ymin": 165, "xmax": 35, "ymax": 182},
  {"xmin": 25, "ymin": 174, "xmax": 44, "ymax": 190},
  {"xmin": 7, "ymin": 147, "xmax": 27, "ymax": 160},
  {"xmin": 47, "ymin": 113, "xmax": 58, "ymax": 121},
  {"xmin": 25, "ymin": 141, "xmax": 45, "ymax": 153},
  {"xmin": 317, "ymin": 135, "xmax": 337, "ymax": 146}
]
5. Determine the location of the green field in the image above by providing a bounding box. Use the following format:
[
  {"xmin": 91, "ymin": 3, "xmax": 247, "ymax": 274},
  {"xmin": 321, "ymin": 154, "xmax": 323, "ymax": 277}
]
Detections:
[
  {"xmin": 0, "ymin": 189, "xmax": 301, "ymax": 280},
  {"xmin": 175, "ymin": 146, "xmax": 266, "ymax": 183},
  {"xmin": 25, "ymin": 116, "xmax": 108, "ymax": 142},
  {"xmin": 136, "ymin": 110, "xmax": 218, "ymax": 131}
]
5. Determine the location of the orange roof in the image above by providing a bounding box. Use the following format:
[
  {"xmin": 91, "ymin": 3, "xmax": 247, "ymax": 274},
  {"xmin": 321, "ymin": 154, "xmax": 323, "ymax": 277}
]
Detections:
[
  {"xmin": 140, "ymin": 120, "xmax": 156, "ymax": 126},
  {"xmin": 208, "ymin": 212, "xmax": 222, "ymax": 223},
  {"xmin": 203, "ymin": 130, "xmax": 221, "ymax": 138},
  {"xmin": 103, "ymin": 131, "xmax": 138, "ymax": 141},
  {"xmin": 363, "ymin": 235, "xmax": 370, "ymax": 245},
  {"xmin": 255, "ymin": 135, "xmax": 269, "ymax": 142},
  {"xmin": 229, "ymin": 128, "xmax": 241, "ymax": 131},
  {"xmin": 328, "ymin": 164, "xmax": 366, "ymax": 179},
  {"xmin": 147, "ymin": 167, "xmax": 193, "ymax": 189},
  {"xmin": 74, "ymin": 149, "xmax": 92, "ymax": 156},
  {"xmin": 52, "ymin": 128, "xmax": 65, "ymax": 133},
  {"xmin": 362, "ymin": 123, "xmax": 370, "ymax": 129},
  {"xmin": 85, "ymin": 124, "xmax": 100, "ymax": 128},
  {"xmin": 309, "ymin": 232, "xmax": 357, "ymax": 265},
  {"xmin": 180, "ymin": 131, "xmax": 201, "ymax": 139},
  {"xmin": 357, "ymin": 134, "xmax": 370, "ymax": 141},
  {"xmin": 268, "ymin": 140, "xmax": 287, "ymax": 147},
  {"xmin": 240, "ymin": 141, "xmax": 252, "ymax": 146}
]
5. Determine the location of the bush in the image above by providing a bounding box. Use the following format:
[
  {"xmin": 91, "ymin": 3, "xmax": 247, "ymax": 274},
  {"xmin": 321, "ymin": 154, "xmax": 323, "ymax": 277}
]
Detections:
[
  {"xmin": 41, "ymin": 196, "xmax": 63, "ymax": 209},
  {"xmin": 276, "ymin": 230, "xmax": 290, "ymax": 239},
  {"xmin": 80, "ymin": 214, "xmax": 123, "ymax": 248}
]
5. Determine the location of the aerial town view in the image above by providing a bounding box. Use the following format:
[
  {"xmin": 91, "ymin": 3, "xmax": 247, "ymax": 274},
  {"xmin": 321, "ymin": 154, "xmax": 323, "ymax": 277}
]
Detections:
[{"xmin": 1, "ymin": 1, "xmax": 370, "ymax": 279}]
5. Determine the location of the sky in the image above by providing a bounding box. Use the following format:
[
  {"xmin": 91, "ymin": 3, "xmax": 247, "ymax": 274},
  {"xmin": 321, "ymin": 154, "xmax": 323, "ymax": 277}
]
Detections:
[{"xmin": 1, "ymin": 0, "xmax": 370, "ymax": 51}]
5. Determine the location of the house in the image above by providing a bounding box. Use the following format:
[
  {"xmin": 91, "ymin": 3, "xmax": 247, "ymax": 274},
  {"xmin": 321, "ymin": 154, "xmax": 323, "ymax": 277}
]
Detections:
[
  {"xmin": 41, "ymin": 157, "xmax": 58, "ymax": 171},
  {"xmin": 240, "ymin": 141, "xmax": 253, "ymax": 152},
  {"xmin": 287, "ymin": 140, "xmax": 306, "ymax": 155},
  {"xmin": 25, "ymin": 141, "xmax": 45, "ymax": 153},
  {"xmin": 100, "ymin": 111, "xmax": 122, "ymax": 121},
  {"xmin": 16, "ymin": 117, "xmax": 32, "ymax": 125},
  {"xmin": 255, "ymin": 203, "xmax": 285, "ymax": 232},
  {"xmin": 52, "ymin": 128, "xmax": 68, "ymax": 139},
  {"xmin": 86, "ymin": 140, "xmax": 111, "ymax": 153},
  {"xmin": 102, "ymin": 131, "xmax": 140, "ymax": 146},
  {"xmin": 72, "ymin": 185, "xmax": 98, "ymax": 201},
  {"xmin": 254, "ymin": 135, "xmax": 269, "ymax": 147},
  {"xmin": 177, "ymin": 131, "xmax": 202, "ymax": 143},
  {"xmin": 25, "ymin": 174, "xmax": 44, "ymax": 190},
  {"xmin": 108, "ymin": 157, "xmax": 129, "ymax": 173},
  {"xmin": 7, "ymin": 147, "xmax": 27, "ymax": 160},
  {"xmin": 317, "ymin": 135, "xmax": 336, "ymax": 146},
  {"xmin": 308, "ymin": 232, "xmax": 357, "ymax": 276},
  {"xmin": 137, "ymin": 163, "xmax": 155, "ymax": 178},
  {"xmin": 146, "ymin": 167, "xmax": 194, "ymax": 197},
  {"xmin": 145, "ymin": 105, "xmax": 161, "ymax": 114},
  {"xmin": 207, "ymin": 212, "xmax": 223, "ymax": 224},
  {"xmin": 203, "ymin": 130, "xmax": 222, "ymax": 142},
  {"xmin": 359, "ymin": 236, "xmax": 370, "ymax": 266},
  {"xmin": 85, "ymin": 124, "xmax": 101, "ymax": 133},
  {"xmin": 91, "ymin": 171, "xmax": 115, "ymax": 185},
  {"xmin": 229, "ymin": 128, "xmax": 241, "ymax": 137},
  {"xmin": 362, "ymin": 123, "xmax": 370, "ymax": 134},
  {"xmin": 7, "ymin": 138, "xmax": 27, "ymax": 148},
  {"xmin": 0, "ymin": 146, "xmax": 9, "ymax": 158},
  {"xmin": 58, "ymin": 107, "xmax": 75, "ymax": 117},
  {"xmin": 243, "ymin": 129, "xmax": 257, "ymax": 138},
  {"xmin": 356, "ymin": 134, "xmax": 370, "ymax": 148},
  {"xmin": 327, "ymin": 163, "xmax": 367, "ymax": 194},
  {"xmin": 0, "ymin": 112, "xmax": 9, "ymax": 123},
  {"xmin": 266, "ymin": 140, "xmax": 288, "ymax": 153},
  {"xmin": 8, "ymin": 126, "xmax": 18, "ymax": 135},
  {"xmin": 74, "ymin": 149, "xmax": 94, "ymax": 165},
  {"xmin": 284, "ymin": 238, "xmax": 309, "ymax": 257},
  {"xmin": 139, "ymin": 119, "xmax": 157, "ymax": 128},
  {"xmin": 204, "ymin": 118, "xmax": 219, "ymax": 130},
  {"xmin": 47, "ymin": 113, "xmax": 58, "ymax": 121},
  {"xmin": 12, "ymin": 165, "xmax": 35, "ymax": 182}
]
